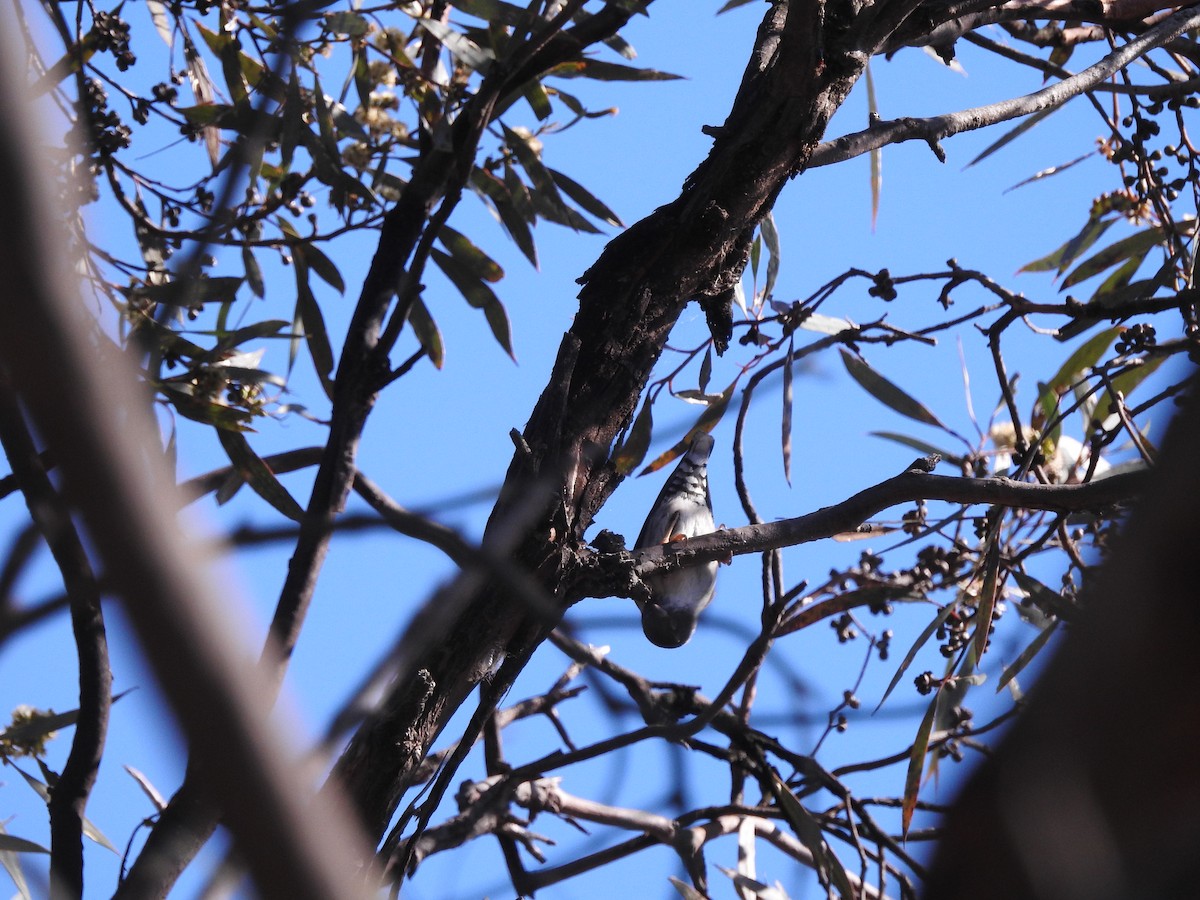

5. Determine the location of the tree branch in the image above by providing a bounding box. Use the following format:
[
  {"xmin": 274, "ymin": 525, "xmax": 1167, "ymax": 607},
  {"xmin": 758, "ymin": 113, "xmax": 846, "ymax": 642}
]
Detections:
[
  {"xmin": 810, "ymin": 5, "xmax": 1200, "ymax": 168},
  {"xmin": 0, "ymin": 374, "xmax": 110, "ymax": 899}
]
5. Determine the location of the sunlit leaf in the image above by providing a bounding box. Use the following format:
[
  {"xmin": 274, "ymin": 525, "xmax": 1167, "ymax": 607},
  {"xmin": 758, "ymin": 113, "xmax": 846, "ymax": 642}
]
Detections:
[
  {"xmin": 799, "ymin": 312, "xmax": 853, "ymax": 335},
  {"xmin": 840, "ymin": 349, "xmax": 946, "ymax": 428},
  {"xmin": 439, "ymin": 225, "xmax": 505, "ymax": 283},
  {"xmin": 548, "ymin": 59, "xmax": 683, "ymax": 81},
  {"xmin": 417, "ymin": 17, "xmax": 495, "ymax": 72},
  {"xmin": 146, "ymin": 0, "xmax": 174, "ymax": 49},
  {"xmin": 523, "ymin": 80, "xmax": 552, "ymax": 120},
  {"xmin": 1061, "ymin": 226, "xmax": 1165, "ymax": 289},
  {"xmin": 865, "ymin": 62, "xmax": 882, "ymax": 230},
  {"xmin": 0, "ymin": 821, "xmax": 33, "ymax": 899},
  {"xmin": 640, "ymin": 377, "xmax": 737, "ymax": 475},
  {"xmin": 0, "ymin": 835, "xmax": 48, "ymax": 855},
  {"xmin": 407, "ymin": 298, "xmax": 445, "ymax": 369},
  {"xmin": 124, "ymin": 765, "xmax": 167, "ymax": 811},
  {"xmin": 614, "ymin": 397, "xmax": 654, "ymax": 475}
]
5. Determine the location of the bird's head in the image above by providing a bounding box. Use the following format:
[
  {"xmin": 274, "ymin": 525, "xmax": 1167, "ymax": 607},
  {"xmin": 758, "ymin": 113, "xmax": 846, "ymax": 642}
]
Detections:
[{"xmin": 639, "ymin": 602, "xmax": 700, "ymax": 649}]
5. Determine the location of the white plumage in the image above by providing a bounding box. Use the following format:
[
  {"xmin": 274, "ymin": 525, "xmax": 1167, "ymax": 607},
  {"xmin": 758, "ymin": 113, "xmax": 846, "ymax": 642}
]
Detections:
[{"xmin": 633, "ymin": 432, "xmax": 718, "ymax": 648}]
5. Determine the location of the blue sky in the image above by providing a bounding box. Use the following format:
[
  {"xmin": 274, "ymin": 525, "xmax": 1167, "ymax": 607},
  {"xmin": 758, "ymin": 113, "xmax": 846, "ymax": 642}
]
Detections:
[{"xmin": 0, "ymin": 1, "xmax": 1182, "ymax": 896}]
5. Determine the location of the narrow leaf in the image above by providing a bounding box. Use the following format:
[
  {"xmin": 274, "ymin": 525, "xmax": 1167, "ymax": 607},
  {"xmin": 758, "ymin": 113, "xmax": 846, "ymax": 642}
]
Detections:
[
  {"xmin": 640, "ymin": 378, "xmax": 737, "ymax": 475},
  {"xmin": 303, "ymin": 243, "xmax": 345, "ymax": 294},
  {"xmin": 698, "ymin": 347, "xmax": 712, "ymax": 394},
  {"xmin": 876, "ymin": 602, "xmax": 957, "ymax": 712},
  {"xmin": 767, "ymin": 770, "xmax": 855, "ymax": 899},
  {"xmin": 760, "ymin": 212, "xmax": 781, "ymax": 301},
  {"xmin": 124, "ymin": 765, "xmax": 167, "ymax": 811},
  {"xmin": 996, "ymin": 622, "xmax": 1059, "ymax": 694},
  {"xmin": 902, "ymin": 689, "xmax": 941, "ymax": 836},
  {"xmin": 431, "ymin": 249, "xmax": 517, "ymax": 360},
  {"xmin": 869, "ymin": 431, "xmax": 961, "ymax": 465},
  {"xmin": 549, "ymin": 168, "xmax": 623, "ymax": 227},
  {"xmin": 840, "ymin": 349, "xmax": 946, "ymax": 428},
  {"xmin": 1019, "ymin": 216, "xmax": 1115, "ymax": 274},
  {"xmin": 782, "ymin": 339, "xmax": 794, "ymax": 485},
  {"xmin": 614, "ymin": 397, "xmax": 654, "ymax": 475},
  {"xmin": 967, "ymin": 105, "xmax": 1059, "ymax": 168},
  {"xmin": 416, "ymin": 18, "xmax": 495, "ymax": 72},
  {"xmin": 1062, "ymin": 227, "xmax": 1165, "ymax": 288},
  {"xmin": 0, "ymin": 821, "xmax": 33, "ymax": 899},
  {"xmin": 292, "ymin": 251, "xmax": 335, "ymax": 398},
  {"xmin": 407, "ymin": 298, "xmax": 445, "ymax": 369},
  {"xmin": 972, "ymin": 527, "xmax": 1003, "ymax": 663},
  {"xmin": 865, "ymin": 62, "xmax": 882, "ymax": 229},
  {"xmin": 549, "ymin": 59, "xmax": 682, "ymax": 81},
  {"xmin": 216, "ymin": 430, "xmax": 306, "ymax": 521},
  {"xmin": 0, "ymin": 835, "xmax": 48, "ymax": 855},
  {"xmin": 439, "ymin": 225, "xmax": 504, "ymax": 283}
]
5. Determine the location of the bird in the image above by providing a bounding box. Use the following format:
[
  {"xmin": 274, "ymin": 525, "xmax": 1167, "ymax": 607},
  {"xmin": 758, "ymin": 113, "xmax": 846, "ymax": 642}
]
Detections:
[{"xmin": 633, "ymin": 432, "xmax": 718, "ymax": 648}]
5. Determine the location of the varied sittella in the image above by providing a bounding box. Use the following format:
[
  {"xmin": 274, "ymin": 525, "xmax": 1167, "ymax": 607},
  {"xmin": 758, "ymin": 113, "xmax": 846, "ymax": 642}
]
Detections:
[{"xmin": 634, "ymin": 432, "xmax": 719, "ymax": 648}]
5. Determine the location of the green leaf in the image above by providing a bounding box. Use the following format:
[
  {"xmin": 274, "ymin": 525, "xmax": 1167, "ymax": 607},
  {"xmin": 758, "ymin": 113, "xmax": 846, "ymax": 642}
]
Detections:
[
  {"xmin": 303, "ymin": 243, "xmax": 346, "ymax": 294},
  {"xmin": 504, "ymin": 126, "xmax": 597, "ymax": 232},
  {"xmin": 549, "ymin": 168, "xmax": 623, "ymax": 227},
  {"xmin": 997, "ymin": 621, "xmax": 1059, "ymax": 694},
  {"xmin": 1061, "ymin": 227, "xmax": 1165, "ymax": 289},
  {"xmin": 1019, "ymin": 216, "xmax": 1115, "ymax": 275},
  {"xmin": 523, "ymin": 80, "xmax": 552, "ymax": 120},
  {"xmin": 242, "ymin": 246, "xmax": 265, "ymax": 298},
  {"xmin": 431, "ymin": 249, "xmax": 517, "ymax": 361},
  {"xmin": 614, "ymin": 398, "xmax": 654, "ymax": 475},
  {"xmin": 216, "ymin": 430, "xmax": 306, "ymax": 521},
  {"xmin": 439, "ymin": 225, "xmax": 504, "ymax": 283},
  {"xmin": 407, "ymin": 298, "xmax": 445, "ymax": 369},
  {"xmin": 840, "ymin": 349, "xmax": 946, "ymax": 428},
  {"xmin": 875, "ymin": 602, "xmax": 957, "ymax": 712},
  {"xmin": 549, "ymin": 59, "xmax": 683, "ymax": 81},
  {"xmin": 416, "ymin": 18, "xmax": 495, "ymax": 72},
  {"xmin": 767, "ymin": 770, "xmax": 855, "ymax": 899},
  {"xmin": 902, "ymin": 688, "xmax": 941, "ymax": 836},
  {"xmin": 324, "ymin": 11, "xmax": 369, "ymax": 36},
  {"xmin": 471, "ymin": 167, "xmax": 538, "ymax": 267},
  {"xmin": 292, "ymin": 251, "xmax": 335, "ymax": 398}
]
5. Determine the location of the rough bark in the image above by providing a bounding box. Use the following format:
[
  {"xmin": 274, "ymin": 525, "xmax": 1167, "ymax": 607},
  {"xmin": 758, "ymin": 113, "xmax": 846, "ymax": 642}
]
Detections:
[{"xmin": 331, "ymin": 0, "xmax": 878, "ymax": 843}]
